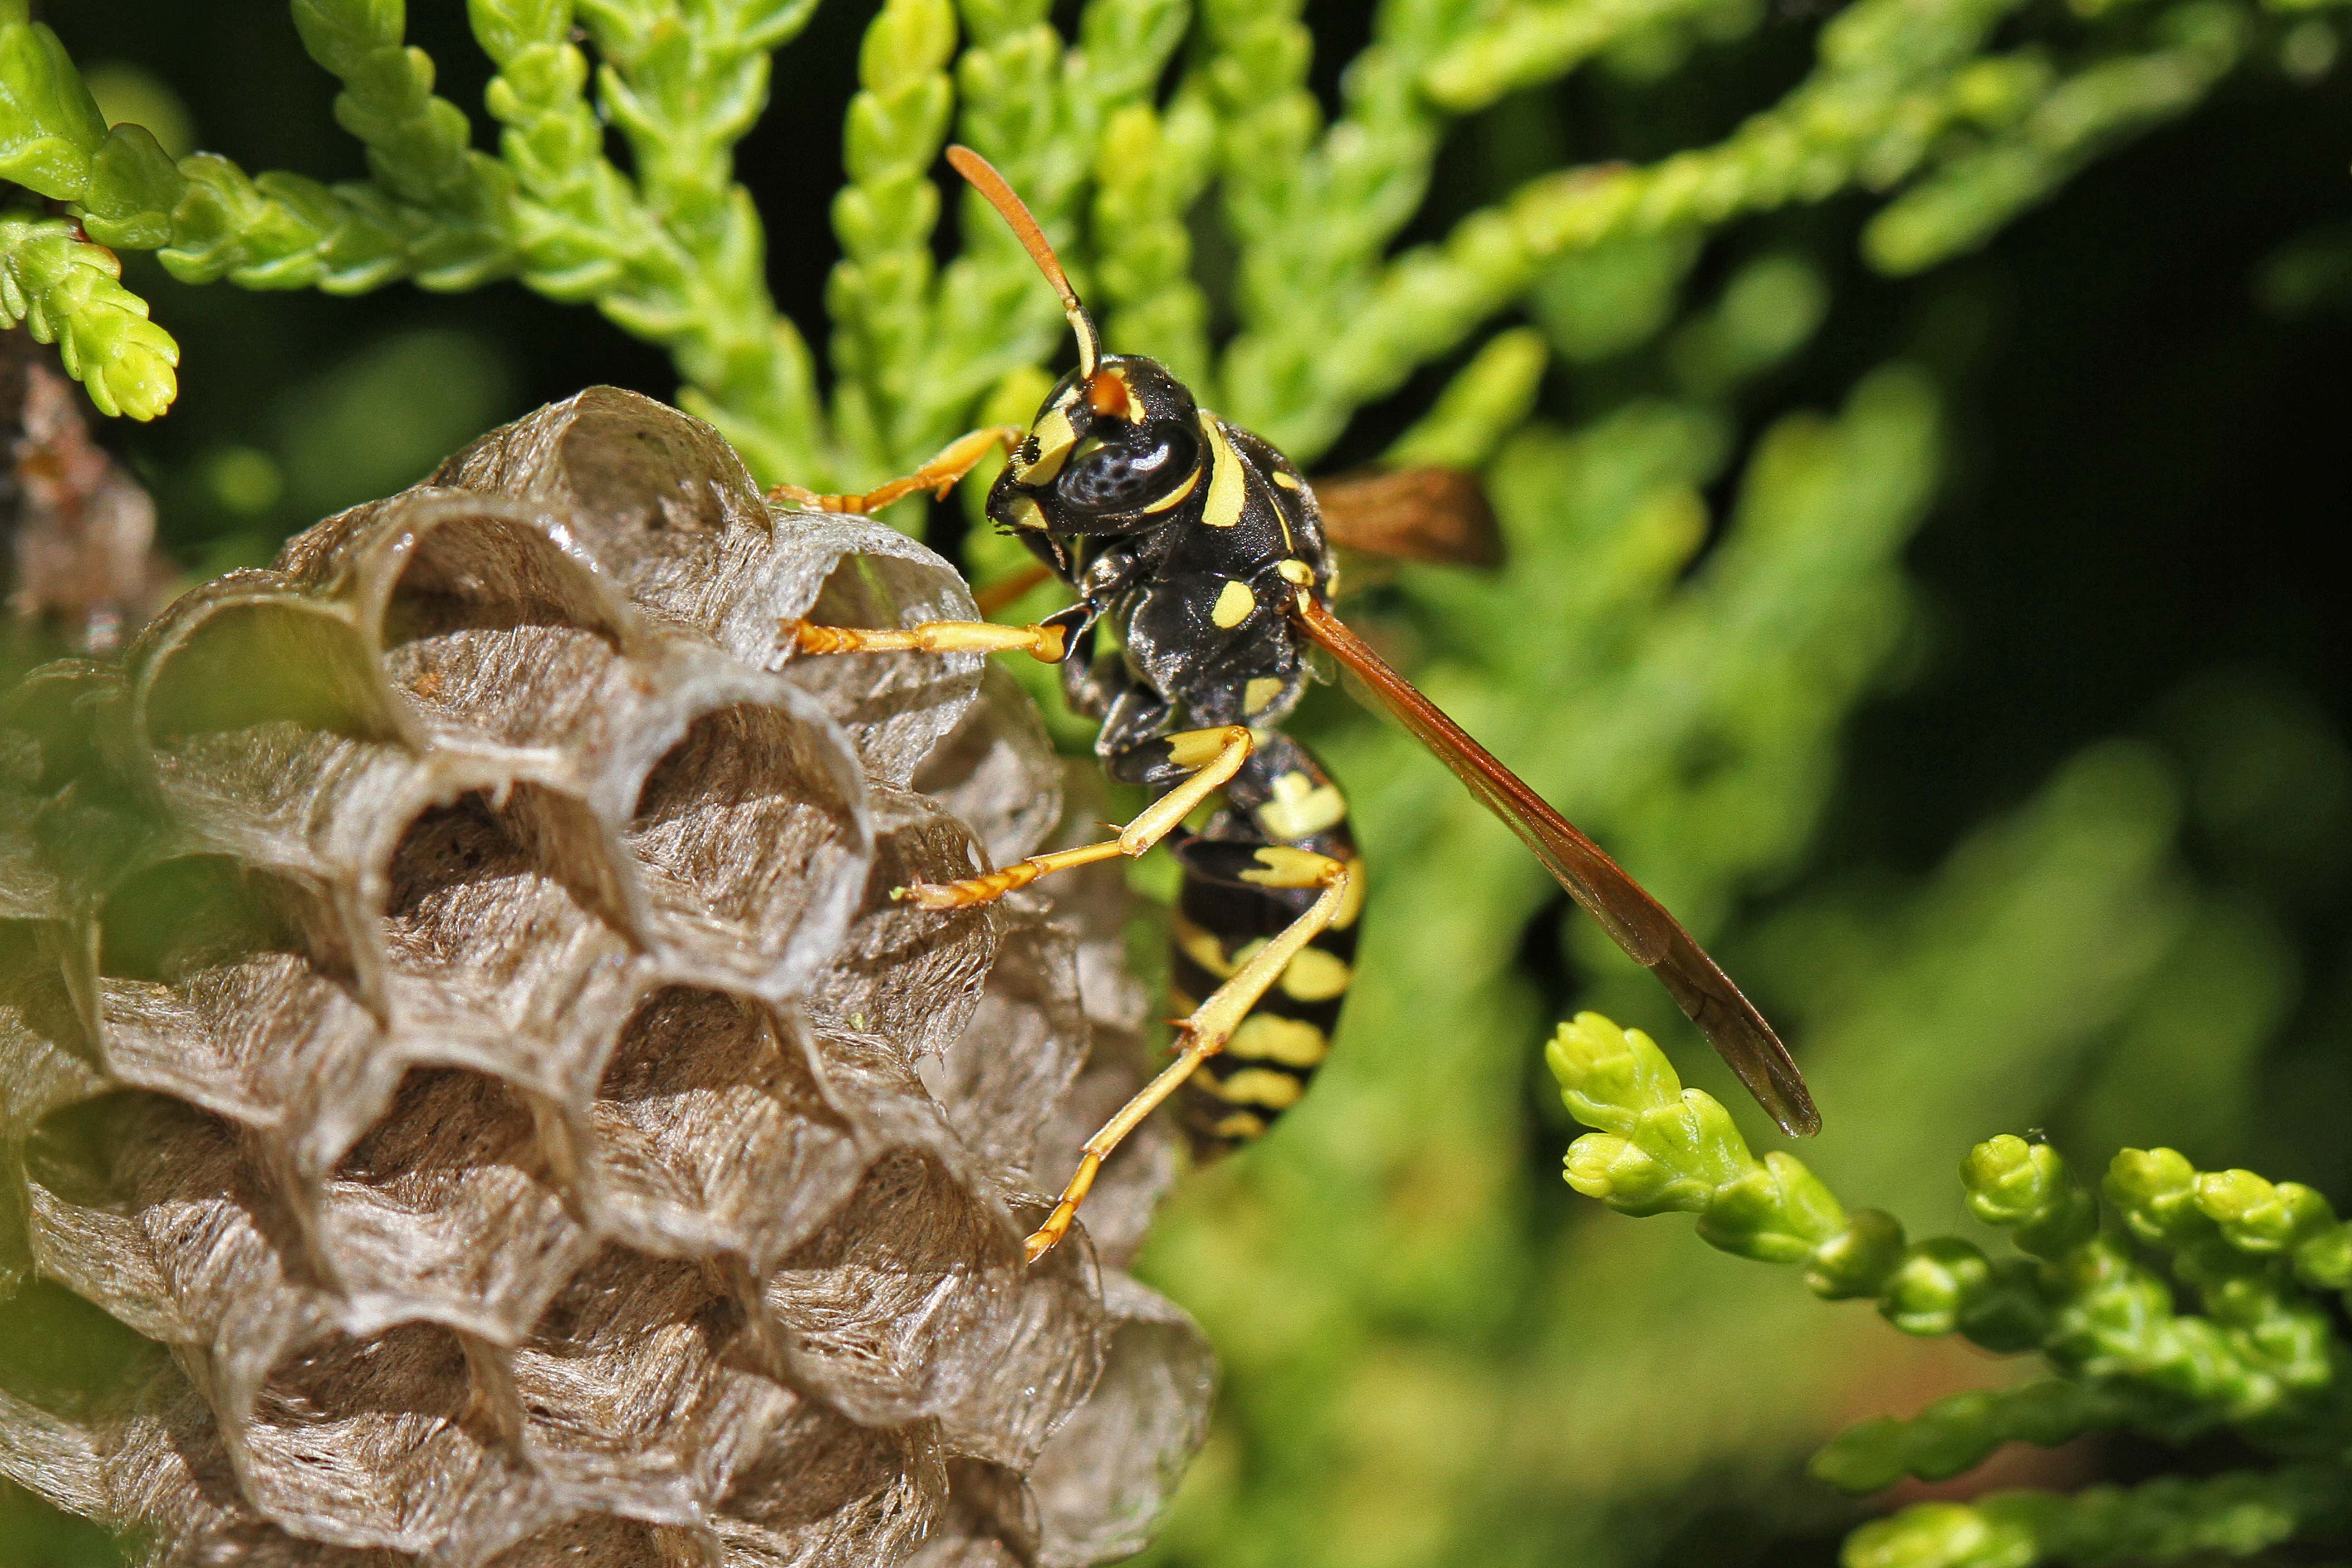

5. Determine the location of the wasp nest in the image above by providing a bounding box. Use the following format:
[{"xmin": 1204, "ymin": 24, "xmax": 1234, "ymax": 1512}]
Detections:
[{"xmin": 0, "ymin": 389, "xmax": 1211, "ymax": 1566}]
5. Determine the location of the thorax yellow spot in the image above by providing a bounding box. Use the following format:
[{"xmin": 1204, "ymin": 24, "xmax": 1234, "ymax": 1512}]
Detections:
[
  {"xmin": 1198, "ymin": 411, "xmax": 1247, "ymax": 528},
  {"xmin": 1212, "ymin": 579, "xmax": 1256, "ymax": 628}
]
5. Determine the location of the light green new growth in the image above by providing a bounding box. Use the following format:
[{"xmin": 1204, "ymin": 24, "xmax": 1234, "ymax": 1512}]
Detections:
[
  {"xmin": 0, "ymin": 0, "xmax": 2314, "ymax": 487},
  {"xmin": 1549, "ymin": 1012, "xmax": 2352, "ymax": 1568},
  {"xmin": 0, "ymin": 212, "xmax": 178, "ymax": 418}
]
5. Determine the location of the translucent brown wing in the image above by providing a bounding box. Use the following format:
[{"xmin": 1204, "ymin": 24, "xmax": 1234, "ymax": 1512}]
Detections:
[
  {"xmin": 1294, "ymin": 597, "xmax": 1820, "ymax": 1137},
  {"xmin": 1312, "ymin": 467, "xmax": 1504, "ymax": 568}
]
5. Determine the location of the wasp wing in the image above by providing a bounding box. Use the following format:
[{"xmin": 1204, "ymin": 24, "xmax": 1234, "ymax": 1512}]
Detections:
[
  {"xmin": 1312, "ymin": 467, "xmax": 1504, "ymax": 568},
  {"xmin": 1294, "ymin": 597, "xmax": 1820, "ymax": 1137}
]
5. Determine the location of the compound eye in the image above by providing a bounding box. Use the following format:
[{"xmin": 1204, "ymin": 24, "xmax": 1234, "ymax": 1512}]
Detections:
[{"xmin": 1056, "ymin": 422, "xmax": 1200, "ymax": 514}]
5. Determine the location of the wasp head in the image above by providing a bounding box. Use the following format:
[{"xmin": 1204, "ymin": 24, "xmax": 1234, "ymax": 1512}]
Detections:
[
  {"xmin": 989, "ymin": 354, "xmax": 1205, "ymax": 531},
  {"xmin": 944, "ymin": 146, "xmax": 1213, "ymax": 534}
]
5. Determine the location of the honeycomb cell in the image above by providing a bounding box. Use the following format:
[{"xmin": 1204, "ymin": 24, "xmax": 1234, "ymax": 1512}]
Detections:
[
  {"xmin": 582, "ymin": 986, "xmax": 863, "ymax": 1266},
  {"xmin": 321, "ymin": 1066, "xmax": 592, "ymax": 1341}
]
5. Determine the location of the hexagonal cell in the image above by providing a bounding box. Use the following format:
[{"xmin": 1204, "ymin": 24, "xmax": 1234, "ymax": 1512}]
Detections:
[
  {"xmin": 905, "ymin": 1457, "xmax": 1038, "ymax": 1568},
  {"xmin": 94, "ymin": 857, "xmax": 373, "ymax": 1126},
  {"xmin": 375, "ymin": 506, "xmax": 628, "ymax": 656},
  {"xmin": 0, "ymin": 1352, "xmax": 324, "ymax": 1568},
  {"xmin": 909, "ymin": 665, "xmax": 1064, "ymax": 872},
  {"xmin": 810, "ymin": 789, "xmax": 997, "ymax": 1064},
  {"xmin": 369, "ymin": 502, "xmax": 647, "ymax": 758},
  {"xmin": 508, "ymin": 1247, "xmax": 793, "ymax": 1519},
  {"xmin": 918, "ymin": 902, "xmax": 1088, "ymax": 1193},
  {"xmin": 320, "ymin": 1066, "xmax": 593, "ymax": 1343},
  {"xmin": 709, "ymin": 1399, "xmax": 943, "ymax": 1568},
  {"xmin": 241, "ymin": 1318, "xmax": 538, "ymax": 1556},
  {"xmin": 583, "ymin": 987, "xmax": 863, "ymax": 1268},
  {"xmin": 625, "ymin": 701, "xmax": 867, "ymax": 996},
  {"xmin": 137, "ymin": 599, "xmax": 400, "ymax": 747},
  {"xmin": 1, "ymin": 663, "xmax": 136, "ymax": 923},
  {"xmin": 1024, "ymin": 1273, "xmax": 1215, "ymax": 1565},
  {"xmin": 384, "ymin": 625, "xmax": 634, "ymax": 754},
  {"xmin": 0, "ymin": 919, "xmax": 98, "ymax": 1091},
  {"xmin": 483, "ymin": 1512, "xmax": 676, "ymax": 1568},
  {"xmin": 760, "ymin": 1148, "xmax": 1104, "ymax": 1467},
  {"xmin": 99, "ymin": 856, "xmax": 346, "ymax": 991},
  {"xmin": 21, "ymin": 1088, "xmax": 291, "ymax": 1348},
  {"xmin": 429, "ymin": 388, "xmax": 752, "ymax": 578},
  {"xmin": 781, "ymin": 551, "xmax": 984, "ymax": 790},
  {"xmin": 377, "ymin": 789, "xmax": 646, "ymax": 1100}
]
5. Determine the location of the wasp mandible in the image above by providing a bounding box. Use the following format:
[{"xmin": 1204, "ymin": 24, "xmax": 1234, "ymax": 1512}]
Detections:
[{"xmin": 783, "ymin": 147, "xmax": 1820, "ymax": 1262}]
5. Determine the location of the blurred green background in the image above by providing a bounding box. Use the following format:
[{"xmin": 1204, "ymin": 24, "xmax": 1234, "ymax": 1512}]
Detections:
[{"xmin": 10, "ymin": 0, "xmax": 2352, "ymax": 1564}]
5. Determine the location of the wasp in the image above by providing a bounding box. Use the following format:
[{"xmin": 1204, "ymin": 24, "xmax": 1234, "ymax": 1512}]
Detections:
[{"xmin": 783, "ymin": 147, "xmax": 1820, "ymax": 1262}]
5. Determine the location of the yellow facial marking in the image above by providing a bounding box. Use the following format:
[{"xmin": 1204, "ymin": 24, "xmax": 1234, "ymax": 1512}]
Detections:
[
  {"xmin": 1332, "ymin": 855, "xmax": 1367, "ymax": 930},
  {"xmin": 1270, "ymin": 470, "xmax": 1301, "ymax": 490},
  {"xmin": 1257, "ymin": 771, "xmax": 1349, "ymax": 841},
  {"xmin": 1210, "ymin": 1110, "xmax": 1268, "ymax": 1141},
  {"xmin": 1199, "ymin": 411, "xmax": 1246, "ymax": 528},
  {"xmin": 1277, "ymin": 558, "xmax": 1313, "ymax": 585},
  {"xmin": 1140, "ymin": 466, "xmax": 1200, "ymax": 514},
  {"xmin": 1244, "ymin": 676, "xmax": 1287, "ymax": 714},
  {"xmin": 1014, "ymin": 407, "xmax": 1077, "ymax": 484},
  {"xmin": 1279, "ymin": 946, "xmax": 1353, "ymax": 1003},
  {"xmin": 1212, "ymin": 579, "xmax": 1257, "ymax": 629},
  {"xmin": 1242, "ymin": 844, "xmax": 1339, "ymax": 890},
  {"xmin": 1206, "ymin": 1067, "xmax": 1304, "ymax": 1110},
  {"xmin": 1005, "ymin": 494, "xmax": 1048, "ymax": 530},
  {"xmin": 1228, "ymin": 1014, "xmax": 1330, "ymax": 1068}
]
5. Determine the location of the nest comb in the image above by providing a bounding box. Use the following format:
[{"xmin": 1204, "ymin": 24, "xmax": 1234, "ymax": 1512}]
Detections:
[{"xmin": 0, "ymin": 388, "xmax": 1212, "ymax": 1567}]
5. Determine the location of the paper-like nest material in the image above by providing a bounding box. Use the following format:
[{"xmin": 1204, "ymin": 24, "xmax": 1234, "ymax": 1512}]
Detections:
[{"xmin": 0, "ymin": 389, "xmax": 1211, "ymax": 1566}]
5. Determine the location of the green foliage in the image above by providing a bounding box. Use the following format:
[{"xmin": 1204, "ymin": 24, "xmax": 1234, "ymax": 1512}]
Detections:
[
  {"xmin": 10, "ymin": 1, "xmax": 2352, "ymax": 1565},
  {"xmin": 1551, "ymin": 1014, "xmax": 2352, "ymax": 1567},
  {"xmin": 0, "ymin": 211, "xmax": 177, "ymax": 417},
  {"xmin": 2, "ymin": 0, "xmax": 2315, "ymax": 481}
]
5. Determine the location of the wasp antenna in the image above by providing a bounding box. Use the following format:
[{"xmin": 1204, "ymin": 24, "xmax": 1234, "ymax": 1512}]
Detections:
[{"xmin": 946, "ymin": 144, "xmax": 1102, "ymax": 377}]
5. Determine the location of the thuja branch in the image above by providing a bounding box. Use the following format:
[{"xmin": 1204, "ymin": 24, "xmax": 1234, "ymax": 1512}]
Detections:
[
  {"xmin": 0, "ymin": 213, "xmax": 177, "ymax": 421},
  {"xmin": 1, "ymin": 0, "xmax": 828, "ymax": 478},
  {"xmin": 1548, "ymin": 1012, "xmax": 2352, "ymax": 1568},
  {"xmin": 1270, "ymin": 0, "xmax": 2251, "ymax": 459}
]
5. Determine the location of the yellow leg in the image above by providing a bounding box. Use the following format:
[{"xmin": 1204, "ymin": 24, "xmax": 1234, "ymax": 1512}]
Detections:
[
  {"xmin": 769, "ymin": 426, "xmax": 1024, "ymax": 515},
  {"xmin": 973, "ymin": 561, "xmax": 1056, "ymax": 618},
  {"xmin": 1024, "ymin": 851, "xmax": 1352, "ymax": 1262},
  {"xmin": 899, "ymin": 726, "xmax": 1254, "ymax": 911},
  {"xmin": 786, "ymin": 617, "xmax": 1069, "ymax": 661}
]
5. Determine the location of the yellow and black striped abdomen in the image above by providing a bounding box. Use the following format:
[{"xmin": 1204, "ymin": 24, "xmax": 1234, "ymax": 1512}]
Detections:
[{"xmin": 1169, "ymin": 740, "xmax": 1363, "ymax": 1155}]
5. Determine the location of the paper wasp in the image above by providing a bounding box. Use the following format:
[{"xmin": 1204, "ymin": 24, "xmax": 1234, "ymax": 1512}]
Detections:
[{"xmin": 784, "ymin": 147, "xmax": 1820, "ymax": 1262}]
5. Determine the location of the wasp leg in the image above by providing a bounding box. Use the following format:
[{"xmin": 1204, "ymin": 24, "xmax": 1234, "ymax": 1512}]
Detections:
[
  {"xmin": 769, "ymin": 426, "xmax": 1024, "ymax": 515},
  {"xmin": 973, "ymin": 561, "xmax": 1056, "ymax": 618},
  {"xmin": 1024, "ymin": 848, "xmax": 1351, "ymax": 1262},
  {"xmin": 786, "ymin": 618, "xmax": 1069, "ymax": 661},
  {"xmin": 899, "ymin": 726, "xmax": 1253, "ymax": 911}
]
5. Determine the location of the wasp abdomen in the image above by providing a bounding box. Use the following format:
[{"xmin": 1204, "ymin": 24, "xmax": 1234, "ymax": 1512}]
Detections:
[{"xmin": 1167, "ymin": 740, "xmax": 1363, "ymax": 1156}]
